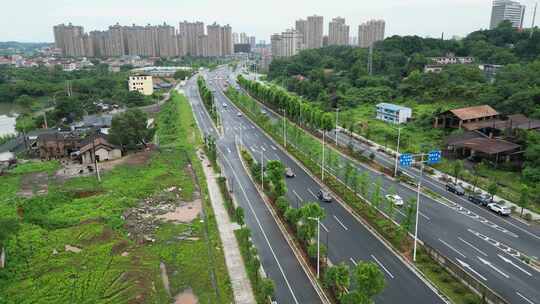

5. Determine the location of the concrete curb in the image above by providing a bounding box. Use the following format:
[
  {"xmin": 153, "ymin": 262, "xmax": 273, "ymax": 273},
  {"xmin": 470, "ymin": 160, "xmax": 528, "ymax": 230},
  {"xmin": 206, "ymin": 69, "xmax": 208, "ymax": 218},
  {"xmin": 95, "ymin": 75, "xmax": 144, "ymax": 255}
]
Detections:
[{"xmin": 236, "ymin": 143, "xmax": 331, "ymax": 304}]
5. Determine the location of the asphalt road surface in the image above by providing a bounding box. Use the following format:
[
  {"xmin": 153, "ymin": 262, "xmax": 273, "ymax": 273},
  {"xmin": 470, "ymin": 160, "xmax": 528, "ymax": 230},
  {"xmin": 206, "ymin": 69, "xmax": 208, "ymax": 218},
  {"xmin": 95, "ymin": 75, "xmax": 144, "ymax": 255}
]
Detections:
[{"xmin": 226, "ymin": 68, "xmax": 540, "ymax": 304}]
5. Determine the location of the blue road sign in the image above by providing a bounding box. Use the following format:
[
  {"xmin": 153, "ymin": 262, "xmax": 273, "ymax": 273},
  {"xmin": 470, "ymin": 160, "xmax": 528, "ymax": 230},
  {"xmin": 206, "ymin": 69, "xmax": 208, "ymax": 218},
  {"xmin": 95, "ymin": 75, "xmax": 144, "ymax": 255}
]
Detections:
[
  {"xmin": 427, "ymin": 150, "xmax": 442, "ymax": 164},
  {"xmin": 399, "ymin": 154, "xmax": 413, "ymax": 167}
]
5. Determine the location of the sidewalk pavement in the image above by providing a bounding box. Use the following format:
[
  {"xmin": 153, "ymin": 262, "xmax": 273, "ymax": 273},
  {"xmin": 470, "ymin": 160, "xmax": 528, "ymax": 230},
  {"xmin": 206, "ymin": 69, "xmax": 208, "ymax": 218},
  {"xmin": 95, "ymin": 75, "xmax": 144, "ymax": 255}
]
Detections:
[{"xmin": 198, "ymin": 150, "xmax": 256, "ymax": 304}]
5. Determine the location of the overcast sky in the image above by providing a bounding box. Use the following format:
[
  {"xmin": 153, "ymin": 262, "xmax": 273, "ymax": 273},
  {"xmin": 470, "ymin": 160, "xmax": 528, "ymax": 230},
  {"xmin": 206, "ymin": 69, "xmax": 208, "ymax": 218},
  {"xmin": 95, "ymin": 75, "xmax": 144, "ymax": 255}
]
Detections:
[{"xmin": 1, "ymin": 0, "xmax": 538, "ymax": 42}]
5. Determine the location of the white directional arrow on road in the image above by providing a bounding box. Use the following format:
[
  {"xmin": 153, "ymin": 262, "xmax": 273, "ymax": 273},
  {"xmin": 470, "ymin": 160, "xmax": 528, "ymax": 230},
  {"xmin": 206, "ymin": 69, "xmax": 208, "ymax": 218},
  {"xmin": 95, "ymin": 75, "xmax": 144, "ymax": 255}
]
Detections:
[
  {"xmin": 498, "ymin": 254, "xmax": 532, "ymax": 277},
  {"xmin": 457, "ymin": 259, "xmax": 487, "ymax": 281},
  {"xmin": 478, "ymin": 256, "xmax": 509, "ymax": 278}
]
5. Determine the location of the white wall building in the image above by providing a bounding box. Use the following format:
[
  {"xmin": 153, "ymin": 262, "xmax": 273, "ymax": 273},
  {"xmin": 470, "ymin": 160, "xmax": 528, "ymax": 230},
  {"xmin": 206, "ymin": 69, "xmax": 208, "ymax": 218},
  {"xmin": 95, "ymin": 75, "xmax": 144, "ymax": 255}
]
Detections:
[
  {"xmin": 490, "ymin": 0, "xmax": 526, "ymax": 29},
  {"xmin": 128, "ymin": 75, "xmax": 153, "ymax": 96},
  {"xmin": 376, "ymin": 103, "xmax": 412, "ymax": 124}
]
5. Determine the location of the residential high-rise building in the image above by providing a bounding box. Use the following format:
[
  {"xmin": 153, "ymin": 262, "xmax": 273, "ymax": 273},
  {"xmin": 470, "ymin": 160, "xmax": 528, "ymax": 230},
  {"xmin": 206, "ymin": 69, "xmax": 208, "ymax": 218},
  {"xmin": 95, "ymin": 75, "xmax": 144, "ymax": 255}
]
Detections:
[
  {"xmin": 249, "ymin": 36, "xmax": 256, "ymax": 49},
  {"xmin": 490, "ymin": 0, "xmax": 526, "ymax": 29},
  {"xmin": 295, "ymin": 19, "xmax": 307, "ymax": 47},
  {"xmin": 179, "ymin": 21, "xmax": 205, "ymax": 56},
  {"xmin": 53, "ymin": 23, "xmax": 86, "ymax": 57},
  {"xmin": 271, "ymin": 29, "xmax": 301, "ymax": 58},
  {"xmin": 358, "ymin": 20, "xmax": 385, "ymax": 48},
  {"xmin": 207, "ymin": 23, "xmax": 223, "ymax": 57},
  {"xmin": 156, "ymin": 23, "xmax": 177, "ymax": 57},
  {"xmin": 306, "ymin": 15, "xmax": 324, "ymax": 49},
  {"xmin": 328, "ymin": 17, "xmax": 350, "ymax": 46},
  {"xmin": 271, "ymin": 33, "xmax": 283, "ymax": 58},
  {"xmin": 221, "ymin": 25, "xmax": 233, "ymax": 56},
  {"xmin": 240, "ymin": 32, "xmax": 248, "ymax": 44}
]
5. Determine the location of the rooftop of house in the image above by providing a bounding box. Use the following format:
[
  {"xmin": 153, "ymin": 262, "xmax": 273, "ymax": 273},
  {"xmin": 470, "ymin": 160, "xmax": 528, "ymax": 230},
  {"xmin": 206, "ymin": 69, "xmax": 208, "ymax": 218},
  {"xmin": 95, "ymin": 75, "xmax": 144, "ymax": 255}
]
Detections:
[
  {"xmin": 376, "ymin": 103, "xmax": 411, "ymax": 112},
  {"xmin": 447, "ymin": 105, "xmax": 499, "ymax": 121}
]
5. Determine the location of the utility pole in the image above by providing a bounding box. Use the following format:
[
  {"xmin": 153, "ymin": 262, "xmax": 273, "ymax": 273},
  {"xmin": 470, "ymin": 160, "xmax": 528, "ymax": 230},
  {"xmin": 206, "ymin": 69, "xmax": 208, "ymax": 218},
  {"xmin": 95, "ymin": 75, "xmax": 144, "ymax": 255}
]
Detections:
[
  {"xmin": 531, "ymin": 2, "xmax": 538, "ymax": 39},
  {"xmin": 368, "ymin": 45, "xmax": 373, "ymax": 76},
  {"xmin": 394, "ymin": 127, "xmax": 402, "ymax": 177},
  {"xmin": 92, "ymin": 133, "xmax": 101, "ymax": 182}
]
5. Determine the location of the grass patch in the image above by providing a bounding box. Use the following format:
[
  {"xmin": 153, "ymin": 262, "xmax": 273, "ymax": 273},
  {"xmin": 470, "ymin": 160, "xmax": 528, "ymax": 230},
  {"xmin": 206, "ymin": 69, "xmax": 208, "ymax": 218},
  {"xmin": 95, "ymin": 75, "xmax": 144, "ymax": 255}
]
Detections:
[{"xmin": 0, "ymin": 92, "xmax": 233, "ymax": 304}]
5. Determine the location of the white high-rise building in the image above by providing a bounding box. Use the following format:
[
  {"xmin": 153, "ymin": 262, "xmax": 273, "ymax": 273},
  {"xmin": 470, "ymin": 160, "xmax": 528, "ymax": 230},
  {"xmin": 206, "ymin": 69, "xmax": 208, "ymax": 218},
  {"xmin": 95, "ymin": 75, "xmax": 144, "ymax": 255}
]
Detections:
[
  {"xmin": 306, "ymin": 15, "xmax": 324, "ymax": 49},
  {"xmin": 490, "ymin": 0, "xmax": 526, "ymax": 29},
  {"xmin": 295, "ymin": 19, "xmax": 307, "ymax": 48},
  {"xmin": 328, "ymin": 17, "xmax": 350, "ymax": 46},
  {"xmin": 271, "ymin": 29, "xmax": 301, "ymax": 58},
  {"xmin": 358, "ymin": 20, "xmax": 385, "ymax": 48},
  {"xmin": 232, "ymin": 32, "xmax": 240, "ymax": 44}
]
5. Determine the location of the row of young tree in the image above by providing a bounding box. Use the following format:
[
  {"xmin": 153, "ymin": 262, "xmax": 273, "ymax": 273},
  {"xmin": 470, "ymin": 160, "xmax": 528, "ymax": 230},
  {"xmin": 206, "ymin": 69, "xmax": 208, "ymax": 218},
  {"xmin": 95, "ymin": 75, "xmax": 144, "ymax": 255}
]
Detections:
[
  {"xmin": 238, "ymin": 75, "xmax": 334, "ymax": 131},
  {"xmin": 241, "ymin": 149, "xmax": 386, "ymax": 303},
  {"xmin": 197, "ymin": 76, "xmax": 219, "ymax": 124}
]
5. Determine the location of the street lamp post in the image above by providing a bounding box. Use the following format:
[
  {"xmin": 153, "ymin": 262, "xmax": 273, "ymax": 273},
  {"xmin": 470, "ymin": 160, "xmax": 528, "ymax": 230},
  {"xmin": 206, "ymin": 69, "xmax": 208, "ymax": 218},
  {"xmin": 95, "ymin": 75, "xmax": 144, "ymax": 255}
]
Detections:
[
  {"xmin": 261, "ymin": 148, "xmax": 264, "ymax": 191},
  {"xmin": 335, "ymin": 108, "xmax": 339, "ymax": 145},
  {"xmin": 399, "ymin": 150, "xmax": 441, "ymax": 262},
  {"xmin": 322, "ymin": 131, "xmax": 326, "ymax": 181},
  {"xmin": 413, "ymin": 154, "xmax": 424, "ymax": 262},
  {"xmin": 308, "ymin": 217, "xmax": 321, "ymax": 279},
  {"xmin": 394, "ymin": 127, "xmax": 402, "ymax": 177},
  {"xmin": 282, "ymin": 109, "xmax": 287, "ymax": 148}
]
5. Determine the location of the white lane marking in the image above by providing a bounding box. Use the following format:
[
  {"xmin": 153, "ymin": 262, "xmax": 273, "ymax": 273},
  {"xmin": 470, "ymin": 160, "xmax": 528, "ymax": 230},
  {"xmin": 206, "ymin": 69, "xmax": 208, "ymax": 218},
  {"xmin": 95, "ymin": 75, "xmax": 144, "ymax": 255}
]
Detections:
[
  {"xmin": 250, "ymin": 146, "xmax": 256, "ymax": 152},
  {"xmin": 456, "ymin": 258, "xmax": 487, "ymax": 281},
  {"xmin": 478, "ymin": 256, "xmax": 509, "ymax": 278},
  {"xmin": 498, "ymin": 254, "xmax": 532, "ymax": 277},
  {"xmin": 349, "ymin": 257, "xmax": 358, "ymax": 266},
  {"xmin": 419, "ymin": 212, "xmax": 431, "ymax": 221},
  {"xmin": 219, "ymin": 148, "xmax": 300, "ymax": 303},
  {"xmin": 320, "ymin": 222, "xmax": 329, "ymax": 233},
  {"xmin": 439, "ymin": 239, "xmax": 466, "ymax": 258},
  {"xmin": 227, "ymin": 148, "xmax": 232, "ymax": 154},
  {"xmin": 371, "ymin": 255, "xmax": 395, "ymax": 279},
  {"xmin": 516, "ymin": 292, "xmax": 536, "ymax": 304},
  {"xmin": 293, "ymin": 190, "xmax": 303, "ymax": 203},
  {"xmin": 458, "ymin": 237, "xmax": 488, "ymax": 257},
  {"xmin": 261, "ymin": 146, "xmax": 266, "ymax": 152},
  {"xmin": 271, "ymin": 145, "xmax": 277, "ymax": 150},
  {"xmin": 308, "ymin": 188, "xmax": 318, "ymax": 199},
  {"xmin": 333, "ymin": 215, "xmax": 349, "ymax": 231}
]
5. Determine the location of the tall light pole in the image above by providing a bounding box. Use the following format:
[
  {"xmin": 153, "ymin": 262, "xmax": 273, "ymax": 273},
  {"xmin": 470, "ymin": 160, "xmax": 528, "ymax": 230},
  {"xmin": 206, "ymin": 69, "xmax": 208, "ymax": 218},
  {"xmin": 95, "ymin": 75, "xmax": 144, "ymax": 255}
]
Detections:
[
  {"xmin": 335, "ymin": 108, "xmax": 339, "ymax": 145},
  {"xmin": 413, "ymin": 154, "xmax": 424, "ymax": 262},
  {"xmin": 308, "ymin": 217, "xmax": 321, "ymax": 279},
  {"xmin": 261, "ymin": 148, "xmax": 264, "ymax": 191},
  {"xmin": 322, "ymin": 131, "xmax": 326, "ymax": 181},
  {"xmin": 282, "ymin": 109, "xmax": 287, "ymax": 148},
  {"xmin": 394, "ymin": 127, "xmax": 402, "ymax": 177}
]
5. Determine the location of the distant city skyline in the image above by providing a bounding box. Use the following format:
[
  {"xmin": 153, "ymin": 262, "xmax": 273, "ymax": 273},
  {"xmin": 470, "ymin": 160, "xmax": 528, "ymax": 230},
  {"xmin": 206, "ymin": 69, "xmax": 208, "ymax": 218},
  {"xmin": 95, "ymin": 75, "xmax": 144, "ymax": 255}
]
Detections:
[{"xmin": 1, "ymin": 0, "xmax": 539, "ymax": 42}]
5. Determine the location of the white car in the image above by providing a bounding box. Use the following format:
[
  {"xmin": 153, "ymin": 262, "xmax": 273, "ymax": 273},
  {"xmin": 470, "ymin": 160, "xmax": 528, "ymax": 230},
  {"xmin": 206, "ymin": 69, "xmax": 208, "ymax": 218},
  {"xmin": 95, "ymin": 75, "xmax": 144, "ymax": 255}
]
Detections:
[
  {"xmin": 237, "ymin": 112, "xmax": 242, "ymax": 117},
  {"xmin": 487, "ymin": 203, "xmax": 511, "ymax": 216},
  {"xmin": 385, "ymin": 194, "xmax": 404, "ymax": 207},
  {"xmin": 222, "ymin": 103, "xmax": 227, "ymax": 108}
]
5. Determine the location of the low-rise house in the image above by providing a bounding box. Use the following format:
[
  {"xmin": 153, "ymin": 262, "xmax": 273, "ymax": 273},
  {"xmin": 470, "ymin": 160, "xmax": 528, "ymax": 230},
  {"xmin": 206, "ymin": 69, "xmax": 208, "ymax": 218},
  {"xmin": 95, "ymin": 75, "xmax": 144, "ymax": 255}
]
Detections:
[
  {"xmin": 37, "ymin": 132, "xmax": 82, "ymax": 160},
  {"xmin": 79, "ymin": 135, "xmax": 121, "ymax": 164},
  {"xmin": 376, "ymin": 103, "xmax": 412, "ymax": 124},
  {"xmin": 444, "ymin": 131, "xmax": 521, "ymax": 164},
  {"xmin": 434, "ymin": 105, "xmax": 500, "ymax": 129},
  {"xmin": 429, "ymin": 52, "xmax": 474, "ymax": 65}
]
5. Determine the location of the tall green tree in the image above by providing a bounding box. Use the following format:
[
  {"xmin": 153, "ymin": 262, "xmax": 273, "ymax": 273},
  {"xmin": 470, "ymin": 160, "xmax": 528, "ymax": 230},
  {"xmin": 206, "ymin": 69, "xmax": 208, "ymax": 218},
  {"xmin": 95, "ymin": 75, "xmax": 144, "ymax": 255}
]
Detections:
[{"xmin": 109, "ymin": 108, "xmax": 154, "ymax": 150}]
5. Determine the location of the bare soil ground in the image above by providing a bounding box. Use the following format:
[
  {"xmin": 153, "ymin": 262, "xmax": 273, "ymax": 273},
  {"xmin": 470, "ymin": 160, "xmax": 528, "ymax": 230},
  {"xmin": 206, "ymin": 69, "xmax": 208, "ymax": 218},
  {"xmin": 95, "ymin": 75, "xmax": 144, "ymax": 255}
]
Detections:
[
  {"xmin": 17, "ymin": 172, "xmax": 48, "ymax": 198},
  {"xmin": 174, "ymin": 289, "xmax": 198, "ymax": 304}
]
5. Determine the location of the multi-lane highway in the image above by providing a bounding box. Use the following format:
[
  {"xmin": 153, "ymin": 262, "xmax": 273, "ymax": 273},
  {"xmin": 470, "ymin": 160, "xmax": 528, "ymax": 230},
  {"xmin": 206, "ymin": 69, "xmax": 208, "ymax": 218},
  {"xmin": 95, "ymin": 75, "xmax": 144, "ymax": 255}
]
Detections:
[
  {"xmin": 183, "ymin": 74, "xmax": 324, "ymax": 303},
  {"xmin": 188, "ymin": 67, "xmax": 448, "ymax": 304},
  {"xmin": 229, "ymin": 68, "xmax": 540, "ymax": 304}
]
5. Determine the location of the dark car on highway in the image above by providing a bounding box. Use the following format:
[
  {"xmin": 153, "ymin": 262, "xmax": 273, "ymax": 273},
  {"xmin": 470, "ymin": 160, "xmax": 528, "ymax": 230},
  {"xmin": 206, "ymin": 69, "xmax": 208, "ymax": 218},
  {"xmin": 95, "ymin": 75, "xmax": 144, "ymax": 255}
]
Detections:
[
  {"xmin": 467, "ymin": 193, "xmax": 491, "ymax": 206},
  {"xmin": 446, "ymin": 183, "xmax": 465, "ymax": 196}
]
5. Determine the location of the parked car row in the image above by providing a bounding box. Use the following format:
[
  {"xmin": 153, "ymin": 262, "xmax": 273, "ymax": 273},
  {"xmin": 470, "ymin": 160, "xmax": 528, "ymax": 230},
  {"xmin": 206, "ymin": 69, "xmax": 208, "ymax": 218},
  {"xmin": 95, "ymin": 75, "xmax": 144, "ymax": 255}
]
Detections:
[{"xmin": 445, "ymin": 183, "xmax": 510, "ymax": 216}]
